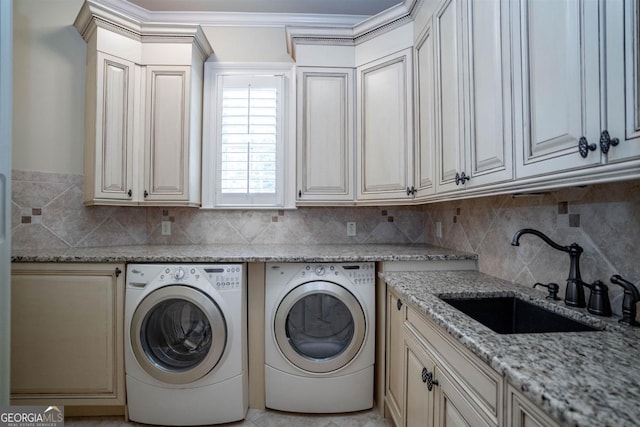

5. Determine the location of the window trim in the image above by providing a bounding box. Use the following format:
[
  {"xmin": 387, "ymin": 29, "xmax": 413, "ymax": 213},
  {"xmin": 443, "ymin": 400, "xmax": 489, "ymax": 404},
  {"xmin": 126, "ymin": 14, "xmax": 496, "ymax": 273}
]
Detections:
[{"xmin": 202, "ymin": 62, "xmax": 296, "ymax": 209}]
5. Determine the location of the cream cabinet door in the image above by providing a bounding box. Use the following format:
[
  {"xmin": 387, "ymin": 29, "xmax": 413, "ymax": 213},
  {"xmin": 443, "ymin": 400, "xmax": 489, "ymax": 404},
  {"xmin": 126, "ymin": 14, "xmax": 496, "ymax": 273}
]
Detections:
[
  {"xmin": 434, "ymin": 367, "xmax": 493, "ymax": 427},
  {"xmin": 404, "ymin": 330, "xmax": 436, "ymax": 427},
  {"xmin": 513, "ymin": 0, "xmax": 603, "ymax": 177},
  {"xmin": 296, "ymin": 67, "xmax": 355, "ymax": 203},
  {"xmin": 414, "ymin": 20, "xmax": 437, "ymax": 199},
  {"xmin": 507, "ymin": 384, "xmax": 560, "ymax": 427},
  {"xmin": 434, "ymin": 0, "xmax": 466, "ymax": 194},
  {"xmin": 144, "ymin": 65, "xmax": 192, "ymax": 203},
  {"xmin": 604, "ymin": 0, "xmax": 640, "ymax": 163},
  {"xmin": 464, "ymin": 0, "xmax": 513, "ymax": 188},
  {"xmin": 357, "ymin": 48, "xmax": 414, "ymax": 201},
  {"xmin": 10, "ymin": 263, "xmax": 125, "ymax": 406},
  {"xmin": 84, "ymin": 52, "xmax": 136, "ymax": 204},
  {"xmin": 386, "ymin": 291, "xmax": 406, "ymax": 426}
]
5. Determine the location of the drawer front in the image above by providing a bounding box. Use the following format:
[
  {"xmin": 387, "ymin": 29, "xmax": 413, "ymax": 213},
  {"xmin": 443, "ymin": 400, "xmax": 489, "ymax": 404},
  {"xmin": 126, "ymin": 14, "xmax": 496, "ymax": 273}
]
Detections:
[{"xmin": 406, "ymin": 307, "xmax": 502, "ymax": 424}]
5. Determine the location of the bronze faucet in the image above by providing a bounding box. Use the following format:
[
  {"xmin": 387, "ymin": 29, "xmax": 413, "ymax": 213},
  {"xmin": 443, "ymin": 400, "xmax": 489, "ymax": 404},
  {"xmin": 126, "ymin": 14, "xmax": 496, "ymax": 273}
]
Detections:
[{"xmin": 511, "ymin": 228, "xmax": 586, "ymax": 308}]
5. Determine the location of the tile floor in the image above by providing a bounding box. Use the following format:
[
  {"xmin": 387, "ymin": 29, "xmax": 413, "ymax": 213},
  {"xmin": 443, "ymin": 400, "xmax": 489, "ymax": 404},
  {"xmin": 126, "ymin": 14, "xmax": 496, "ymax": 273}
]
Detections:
[{"xmin": 65, "ymin": 407, "xmax": 394, "ymax": 427}]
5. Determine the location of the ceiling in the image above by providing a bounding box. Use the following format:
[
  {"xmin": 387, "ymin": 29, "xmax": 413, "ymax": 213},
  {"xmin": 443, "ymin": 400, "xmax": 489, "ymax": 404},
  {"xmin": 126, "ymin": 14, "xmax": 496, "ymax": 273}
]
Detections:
[{"xmin": 126, "ymin": 0, "xmax": 403, "ymax": 16}]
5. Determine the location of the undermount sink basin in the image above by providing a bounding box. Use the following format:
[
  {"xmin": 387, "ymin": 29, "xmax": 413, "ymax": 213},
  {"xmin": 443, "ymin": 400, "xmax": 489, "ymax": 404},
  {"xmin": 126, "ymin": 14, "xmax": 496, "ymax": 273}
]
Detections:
[{"xmin": 439, "ymin": 296, "xmax": 601, "ymax": 334}]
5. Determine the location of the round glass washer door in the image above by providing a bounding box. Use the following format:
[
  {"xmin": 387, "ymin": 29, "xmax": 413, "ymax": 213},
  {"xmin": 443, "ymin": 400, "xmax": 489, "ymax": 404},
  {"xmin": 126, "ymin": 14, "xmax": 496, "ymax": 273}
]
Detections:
[
  {"xmin": 130, "ymin": 285, "xmax": 227, "ymax": 385},
  {"xmin": 274, "ymin": 281, "xmax": 366, "ymax": 373}
]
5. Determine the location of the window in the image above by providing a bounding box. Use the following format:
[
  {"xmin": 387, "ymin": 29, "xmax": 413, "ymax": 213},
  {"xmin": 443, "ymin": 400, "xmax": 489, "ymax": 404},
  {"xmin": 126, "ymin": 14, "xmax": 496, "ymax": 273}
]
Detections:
[{"xmin": 202, "ymin": 64, "xmax": 295, "ymax": 208}]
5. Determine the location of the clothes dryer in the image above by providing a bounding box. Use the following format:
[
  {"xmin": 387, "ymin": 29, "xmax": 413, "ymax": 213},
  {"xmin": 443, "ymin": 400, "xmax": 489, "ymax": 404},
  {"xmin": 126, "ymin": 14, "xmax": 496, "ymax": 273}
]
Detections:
[
  {"xmin": 125, "ymin": 264, "xmax": 247, "ymax": 425},
  {"xmin": 265, "ymin": 262, "xmax": 375, "ymax": 413}
]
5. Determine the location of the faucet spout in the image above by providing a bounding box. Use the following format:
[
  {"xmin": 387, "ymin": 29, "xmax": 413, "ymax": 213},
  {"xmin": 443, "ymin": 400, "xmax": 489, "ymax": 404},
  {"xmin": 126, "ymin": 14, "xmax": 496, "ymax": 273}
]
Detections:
[
  {"xmin": 511, "ymin": 228, "xmax": 586, "ymax": 308},
  {"xmin": 511, "ymin": 228, "xmax": 576, "ymax": 253}
]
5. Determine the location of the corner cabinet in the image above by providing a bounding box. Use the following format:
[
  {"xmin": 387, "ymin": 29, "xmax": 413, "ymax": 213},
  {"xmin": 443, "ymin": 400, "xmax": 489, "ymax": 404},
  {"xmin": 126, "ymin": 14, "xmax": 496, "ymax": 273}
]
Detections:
[
  {"xmin": 296, "ymin": 67, "xmax": 355, "ymax": 204},
  {"xmin": 357, "ymin": 48, "xmax": 415, "ymax": 202},
  {"xmin": 10, "ymin": 263, "xmax": 125, "ymax": 409},
  {"xmin": 75, "ymin": 3, "xmax": 212, "ymax": 206}
]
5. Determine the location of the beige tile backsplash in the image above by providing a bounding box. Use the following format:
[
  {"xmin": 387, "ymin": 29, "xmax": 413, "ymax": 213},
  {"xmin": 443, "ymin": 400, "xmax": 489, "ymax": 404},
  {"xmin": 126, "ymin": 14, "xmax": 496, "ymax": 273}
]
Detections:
[{"xmin": 11, "ymin": 170, "xmax": 640, "ymax": 303}]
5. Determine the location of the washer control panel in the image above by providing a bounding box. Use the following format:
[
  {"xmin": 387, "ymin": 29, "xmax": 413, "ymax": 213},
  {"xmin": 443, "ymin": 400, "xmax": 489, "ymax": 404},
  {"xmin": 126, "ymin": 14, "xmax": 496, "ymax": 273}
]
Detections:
[
  {"xmin": 342, "ymin": 263, "xmax": 375, "ymax": 285},
  {"xmin": 296, "ymin": 262, "xmax": 375, "ymax": 285},
  {"xmin": 143, "ymin": 264, "xmax": 244, "ymax": 290},
  {"xmin": 203, "ymin": 265, "xmax": 243, "ymax": 290}
]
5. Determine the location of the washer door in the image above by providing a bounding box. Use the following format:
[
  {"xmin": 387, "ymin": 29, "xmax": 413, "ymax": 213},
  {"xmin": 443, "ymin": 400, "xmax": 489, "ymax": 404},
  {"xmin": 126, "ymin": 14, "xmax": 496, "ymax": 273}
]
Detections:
[
  {"xmin": 130, "ymin": 285, "xmax": 227, "ymax": 384},
  {"xmin": 274, "ymin": 281, "xmax": 366, "ymax": 373}
]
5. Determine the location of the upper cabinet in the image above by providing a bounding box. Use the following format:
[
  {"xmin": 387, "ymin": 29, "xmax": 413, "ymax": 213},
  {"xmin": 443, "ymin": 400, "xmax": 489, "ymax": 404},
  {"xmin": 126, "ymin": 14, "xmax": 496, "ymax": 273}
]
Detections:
[
  {"xmin": 357, "ymin": 48, "xmax": 415, "ymax": 202},
  {"xmin": 296, "ymin": 67, "xmax": 355, "ymax": 204},
  {"xmin": 512, "ymin": 0, "xmax": 603, "ymax": 177},
  {"xmin": 74, "ymin": 2, "xmax": 212, "ymax": 206},
  {"xmin": 604, "ymin": 0, "xmax": 640, "ymax": 163},
  {"xmin": 417, "ymin": 0, "xmax": 512, "ymax": 197},
  {"xmin": 512, "ymin": 0, "xmax": 640, "ymax": 179}
]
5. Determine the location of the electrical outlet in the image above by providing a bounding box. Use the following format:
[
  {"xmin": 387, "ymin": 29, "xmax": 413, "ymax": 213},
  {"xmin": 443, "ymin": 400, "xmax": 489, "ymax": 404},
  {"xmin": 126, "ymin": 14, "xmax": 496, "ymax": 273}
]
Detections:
[
  {"xmin": 346, "ymin": 222, "xmax": 357, "ymax": 237},
  {"xmin": 435, "ymin": 221, "xmax": 442, "ymax": 239},
  {"xmin": 161, "ymin": 221, "xmax": 171, "ymax": 236}
]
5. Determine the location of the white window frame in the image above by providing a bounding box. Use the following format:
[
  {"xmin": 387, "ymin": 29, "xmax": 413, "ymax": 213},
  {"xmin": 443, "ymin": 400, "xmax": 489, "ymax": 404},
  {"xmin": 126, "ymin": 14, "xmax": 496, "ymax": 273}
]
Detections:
[{"xmin": 202, "ymin": 62, "xmax": 296, "ymax": 209}]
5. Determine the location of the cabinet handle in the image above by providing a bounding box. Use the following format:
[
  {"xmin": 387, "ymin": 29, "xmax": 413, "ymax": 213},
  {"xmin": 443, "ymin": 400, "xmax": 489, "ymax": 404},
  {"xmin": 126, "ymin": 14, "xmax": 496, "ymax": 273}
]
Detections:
[
  {"xmin": 298, "ymin": 190, "xmax": 302, "ymax": 198},
  {"xmin": 455, "ymin": 172, "xmax": 470, "ymax": 186},
  {"xmin": 115, "ymin": 267, "xmax": 122, "ymax": 277},
  {"xmin": 599, "ymin": 130, "xmax": 620, "ymax": 154},
  {"xmin": 421, "ymin": 367, "xmax": 429, "ymax": 383},
  {"xmin": 127, "ymin": 189, "xmax": 132, "ymax": 198},
  {"xmin": 421, "ymin": 367, "xmax": 438, "ymax": 391},
  {"xmin": 578, "ymin": 136, "xmax": 597, "ymax": 158},
  {"xmin": 406, "ymin": 186, "xmax": 417, "ymax": 196},
  {"xmin": 396, "ymin": 299, "xmax": 403, "ymax": 310},
  {"xmin": 144, "ymin": 190, "xmax": 149, "ymax": 198},
  {"xmin": 422, "ymin": 368, "xmax": 438, "ymax": 391}
]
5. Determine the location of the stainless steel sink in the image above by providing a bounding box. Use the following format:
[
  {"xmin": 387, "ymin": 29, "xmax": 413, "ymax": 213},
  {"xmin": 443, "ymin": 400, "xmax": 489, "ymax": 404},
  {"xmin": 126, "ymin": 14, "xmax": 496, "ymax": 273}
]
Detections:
[{"xmin": 439, "ymin": 296, "xmax": 601, "ymax": 334}]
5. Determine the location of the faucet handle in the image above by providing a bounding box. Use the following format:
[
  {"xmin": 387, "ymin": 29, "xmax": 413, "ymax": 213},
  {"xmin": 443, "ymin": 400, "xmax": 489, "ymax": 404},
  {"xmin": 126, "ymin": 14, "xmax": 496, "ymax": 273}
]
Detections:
[
  {"xmin": 534, "ymin": 282, "xmax": 560, "ymax": 300},
  {"xmin": 610, "ymin": 275, "xmax": 640, "ymax": 326}
]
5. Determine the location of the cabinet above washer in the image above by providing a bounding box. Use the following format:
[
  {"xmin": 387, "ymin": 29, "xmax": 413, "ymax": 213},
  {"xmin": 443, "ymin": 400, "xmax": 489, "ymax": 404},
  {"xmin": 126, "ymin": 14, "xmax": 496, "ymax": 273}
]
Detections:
[{"xmin": 74, "ymin": 2, "xmax": 212, "ymax": 207}]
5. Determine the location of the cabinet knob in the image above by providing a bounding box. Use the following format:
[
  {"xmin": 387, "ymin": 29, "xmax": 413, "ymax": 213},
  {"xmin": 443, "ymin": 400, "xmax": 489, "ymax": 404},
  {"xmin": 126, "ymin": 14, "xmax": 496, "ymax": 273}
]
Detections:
[
  {"xmin": 455, "ymin": 172, "xmax": 470, "ymax": 185},
  {"xmin": 599, "ymin": 130, "xmax": 620, "ymax": 154},
  {"xmin": 144, "ymin": 190, "xmax": 149, "ymax": 198},
  {"xmin": 396, "ymin": 299, "xmax": 403, "ymax": 311},
  {"xmin": 298, "ymin": 190, "xmax": 302, "ymax": 198},
  {"xmin": 406, "ymin": 186, "xmax": 417, "ymax": 196},
  {"xmin": 127, "ymin": 189, "xmax": 132, "ymax": 198},
  {"xmin": 578, "ymin": 136, "xmax": 597, "ymax": 158}
]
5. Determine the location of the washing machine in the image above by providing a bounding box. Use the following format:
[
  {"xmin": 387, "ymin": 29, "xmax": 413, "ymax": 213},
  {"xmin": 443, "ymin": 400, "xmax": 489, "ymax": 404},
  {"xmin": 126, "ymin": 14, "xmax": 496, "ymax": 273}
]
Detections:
[
  {"xmin": 125, "ymin": 264, "xmax": 247, "ymax": 426},
  {"xmin": 265, "ymin": 262, "xmax": 375, "ymax": 413}
]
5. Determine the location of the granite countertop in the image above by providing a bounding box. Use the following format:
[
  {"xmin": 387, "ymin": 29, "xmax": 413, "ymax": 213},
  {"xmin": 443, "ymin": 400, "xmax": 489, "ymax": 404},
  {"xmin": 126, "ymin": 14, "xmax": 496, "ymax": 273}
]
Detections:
[
  {"xmin": 11, "ymin": 243, "xmax": 477, "ymax": 263},
  {"xmin": 381, "ymin": 270, "xmax": 640, "ymax": 427}
]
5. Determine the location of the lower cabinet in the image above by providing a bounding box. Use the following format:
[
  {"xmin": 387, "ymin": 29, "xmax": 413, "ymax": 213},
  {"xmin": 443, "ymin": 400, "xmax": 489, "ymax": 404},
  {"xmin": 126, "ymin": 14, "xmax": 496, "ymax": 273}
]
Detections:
[
  {"xmin": 387, "ymin": 287, "xmax": 561, "ymax": 427},
  {"xmin": 506, "ymin": 385, "xmax": 560, "ymax": 427},
  {"xmin": 387, "ymin": 288, "xmax": 502, "ymax": 427},
  {"xmin": 10, "ymin": 263, "xmax": 125, "ymax": 409}
]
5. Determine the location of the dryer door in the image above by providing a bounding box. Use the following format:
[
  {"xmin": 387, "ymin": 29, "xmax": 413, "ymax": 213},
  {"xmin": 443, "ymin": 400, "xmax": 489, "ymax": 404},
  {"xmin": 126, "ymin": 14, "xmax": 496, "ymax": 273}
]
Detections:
[
  {"xmin": 274, "ymin": 281, "xmax": 366, "ymax": 373},
  {"xmin": 130, "ymin": 285, "xmax": 227, "ymax": 384}
]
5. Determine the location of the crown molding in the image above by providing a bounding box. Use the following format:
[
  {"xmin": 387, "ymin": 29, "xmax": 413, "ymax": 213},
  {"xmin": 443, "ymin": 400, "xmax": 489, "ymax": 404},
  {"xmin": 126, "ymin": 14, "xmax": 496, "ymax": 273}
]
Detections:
[
  {"xmin": 75, "ymin": 0, "xmax": 421, "ymax": 58},
  {"xmin": 286, "ymin": 0, "xmax": 419, "ymax": 47},
  {"xmin": 74, "ymin": 0, "xmax": 213, "ymax": 59}
]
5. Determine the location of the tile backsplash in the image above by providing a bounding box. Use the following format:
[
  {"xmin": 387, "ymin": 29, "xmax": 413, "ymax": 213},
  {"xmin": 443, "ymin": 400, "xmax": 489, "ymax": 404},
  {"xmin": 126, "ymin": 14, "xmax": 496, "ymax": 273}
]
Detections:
[
  {"xmin": 11, "ymin": 169, "xmax": 640, "ymax": 306},
  {"xmin": 423, "ymin": 179, "xmax": 640, "ymax": 306},
  {"xmin": 11, "ymin": 170, "xmax": 425, "ymax": 249}
]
